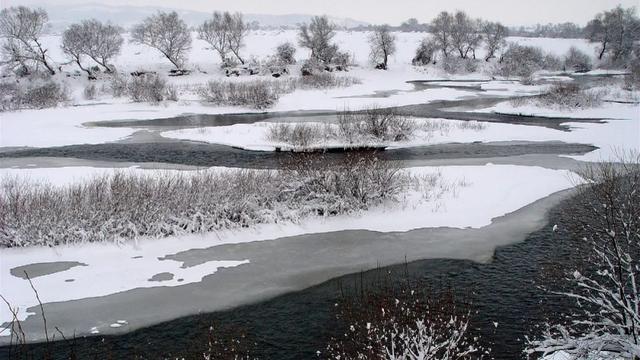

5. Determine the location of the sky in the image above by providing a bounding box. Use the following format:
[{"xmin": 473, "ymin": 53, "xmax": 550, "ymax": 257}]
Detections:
[{"xmin": 4, "ymin": 0, "xmax": 639, "ymax": 26}]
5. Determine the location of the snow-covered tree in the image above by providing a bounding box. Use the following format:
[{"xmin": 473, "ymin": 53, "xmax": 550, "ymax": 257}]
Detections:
[
  {"xmin": 368, "ymin": 25, "xmax": 396, "ymax": 70},
  {"xmin": 62, "ymin": 20, "xmax": 123, "ymax": 76},
  {"xmin": 198, "ymin": 11, "xmax": 248, "ymax": 66},
  {"xmin": 82, "ymin": 20, "xmax": 123, "ymax": 72},
  {"xmin": 0, "ymin": 6, "xmax": 55, "ymax": 75},
  {"xmin": 450, "ymin": 11, "xmax": 482, "ymax": 59},
  {"xmin": 527, "ymin": 155, "xmax": 640, "ymax": 359},
  {"xmin": 482, "ymin": 21, "xmax": 508, "ymax": 61},
  {"xmin": 586, "ymin": 6, "xmax": 640, "ymax": 63},
  {"xmin": 430, "ymin": 11, "xmax": 454, "ymax": 58},
  {"xmin": 131, "ymin": 11, "xmax": 192, "ymax": 69},
  {"xmin": 61, "ymin": 23, "xmax": 93, "ymax": 78},
  {"xmin": 298, "ymin": 15, "xmax": 337, "ymax": 64}
]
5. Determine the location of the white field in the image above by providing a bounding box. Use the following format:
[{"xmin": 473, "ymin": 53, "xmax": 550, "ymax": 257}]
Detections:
[{"xmin": 0, "ymin": 163, "xmax": 576, "ymax": 325}]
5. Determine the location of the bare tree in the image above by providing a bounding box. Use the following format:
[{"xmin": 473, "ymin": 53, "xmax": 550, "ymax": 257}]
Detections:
[
  {"xmin": 61, "ymin": 20, "xmax": 123, "ymax": 76},
  {"xmin": 527, "ymin": 155, "xmax": 640, "ymax": 359},
  {"xmin": 430, "ymin": 11, "xmax": 453, "ymax": 58},
  {"xmin": 61, "ymin": 23, "xmax": 93, "ymax": 78},
  {"xmin": 482, "ymin": 21, "xmax": 508, "ymax": 61},
  {"xmin": 83, "ymin": 20, "xmax": 123, "ymax": 72},
  {"xmin": 450, "ymin": 11, "xmax": 481, "ymax": 59},
  {"xmin": 198, "ymin": 12, "xmax": 248, "ymax": 65},
  {"xmin": 131, "ymin": 11, "xmax": 192, "ymax": 69},
  {"xmin": 368, "ymin": 25, "xmax": 396, "ymax": 70},
  {"xmin": 198, "ymin": 12, "xmax": 230, "ymax": 64},
  {"xmin": 0, "ymin": 6, "xmax": 55, "ymax": 75},
  {"xmin": 226, "ymin": 12, "xmax": 248, "ymax": 65},
  {"xmin": 298, "ymin": 15, "xmax": 337, "ymax": 64}
]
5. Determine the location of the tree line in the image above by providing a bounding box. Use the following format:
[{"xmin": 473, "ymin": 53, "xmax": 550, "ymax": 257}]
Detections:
[{"xmin": 0, "ymin": 5, "xmax": 638, "ymax": 77}]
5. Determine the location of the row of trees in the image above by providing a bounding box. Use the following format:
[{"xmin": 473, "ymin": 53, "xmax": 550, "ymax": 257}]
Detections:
[
  {"xmin": 430, "ymin": 11, "xmax": 508, "ymax": 61},
  {"xmin": 1, "ymin": 6, "xmax": 638, "ymax": 77}
]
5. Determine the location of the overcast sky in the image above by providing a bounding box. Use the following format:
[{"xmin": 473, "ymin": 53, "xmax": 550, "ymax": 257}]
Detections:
[{"xmin": 4, "ymin": 0, "xmax": 639, "ymax": 26}]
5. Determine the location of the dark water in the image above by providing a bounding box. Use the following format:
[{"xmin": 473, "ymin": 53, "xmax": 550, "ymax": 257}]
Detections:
[
  {"xmin": 2, "ymin": 195, "xmax": 582, "ymax": 360},
  {"xmin": 0, "ymin": 142, "xmax": 596, "ymax": 169}
]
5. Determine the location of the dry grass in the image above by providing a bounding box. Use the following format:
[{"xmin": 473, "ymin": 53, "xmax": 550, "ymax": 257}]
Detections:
[{"xmin": 0, "ymin": 154, "xmax": 412, "ymax": 247}]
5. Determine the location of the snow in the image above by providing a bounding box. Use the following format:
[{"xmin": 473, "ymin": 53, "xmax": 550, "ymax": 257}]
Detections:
[
  {"xmin": 0, "ymin": 166, "xmax": 203, "ymax": 187},
  {"xmin": 160, "ymin": 115, "xmax": 639, "ymax": 162},
  {"xmin": 2, "ymin": 31, "xmax": 599, "ymax": 150},
  {"xmin": 480, "ymin": 101, "xmax": 639, "ymax": 121},
  {"xmin": 1, "ymin": 163, "xmax": 576, "ymax": 327}
]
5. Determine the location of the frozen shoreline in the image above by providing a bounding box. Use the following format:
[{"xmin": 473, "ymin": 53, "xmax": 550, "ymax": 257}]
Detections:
[{"xmin": 0, "ymin": 178, "xmax": 577, "ymax": 344}]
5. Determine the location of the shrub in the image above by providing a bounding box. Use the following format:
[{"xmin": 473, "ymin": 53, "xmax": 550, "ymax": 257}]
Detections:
[
  {"xmin": 296, "ymin": 72, "xmax": 359, "ymax": 89},
  {"xmin": 198, "ymin": 75, "xmax": 359, "ymax": 109},
  {"xmin": 540, "ymin": 83, "xmax": 603, "ymax": 109},
  {"xmin": 127, "ymin": 73, "xmax": 169, "ymax": 103},
  {"xmin": 267, "ymin": 123, "xmax": 325, "ymax": 147},
  {"xmin": 356, "ymin": 107, "xmax": 416, "ymax": 141},
  {"xmin": 275, "ymin": 42, "xmax": 296, "ymax": 65},
  {"xmin": 0, "ymin": 77, "xmax": 67, "ymax": 111},
  {"xmin": 440, "ymin": 56, "xmax": 478, "ymax": 74},
  {"xmin": 109, "ymin": 74, "xmax": 129, "ymax": 97},
  {"xmin": 198, "ymin": 80, "xmax": 278, "ymax": 109},
  {"xmin": 332, "ymin": 51, "xmax": 351, "ymax": 70},
  {"xmin": 412, "ymin": 37, "xmax": 438, "ymax": 66},
  {"xmin": 543, "ymin": 54, "xmax": 564, "ymax": 71},
  {"xmin": 326, "ymin": 276, "xmax": 480, "ymax": 359},
  {"xmin": 83, "ymin": 83, "xmax": 97, "ymax": 100},
  {"xmin": 0, "ymin": 154, "xmax": 410, "ymax": 247},
  {"xmin": 498, "ymin": 43, "xmax": 546, "ymax": 78},
  {"xmin": 564, "ymin": 47, "xmax": 593, "ymax": 73}
]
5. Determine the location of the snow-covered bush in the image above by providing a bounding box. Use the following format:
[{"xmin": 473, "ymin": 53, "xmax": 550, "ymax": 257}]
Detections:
[
  {"xmin": 526, "ymin": 155, "xmax": 640, "ymax": 360},
  {"xmin": 326, "ymin": 277, "xmax": 482, "ymax": 359},
  {"xmin": 539, "ymin": 83, "xmax": 603, "ymax": 109},
  {"xmin": 564, "ymin": 47, "xmax": 593, "ymax": 73},
  {"xmin": 440, "ymin": 56, "xmax": 478, "ymax": 74},
  {"xmin": 83, "ymin": 83, "xmax": 97, "ymax": 100},
  {"xmin": 497, "ymin": 43, "xmax": 546, "ymax": 79},
  {"xmin": 275, "ymin": 42, "xmax": 297, "ymax": 65},
  {"xmin": 0, "ymin": 76, "xmax": 67, "ymax": 111},
  {"xmin": 267, "ymin": 123, "xmax": 325, "ymax": 147},
  {"xmin": 198, "ymin": 80, "xmax": 278, "ymax": 109},
  {"xmin": 543, "ymin": 53, "xmax": 564, "ymax": 71},
  {"xmin": 296, "ymin": 72, "xmax": 359, "ymax": 89},
  {"xmin": 412, "ymin": 37, "xmax": 438, "ymax": 66},
  {"xmin": 0, "ymin": 154, "xmax": 410, "ymax": 247},
  {"xmin": 127, "ymin": 73, "xmax": 171, "ymax": 103},
  {"xmin": 267, "ymin": 108, "xmax": 414, "ymax": 147},
  {"xmin": 108, "ymin": 73, "xmax": 129, "ymax": 97},
  {"xmin": 354, "ymin": 106, "xmax": 416, "ymax": 142}
]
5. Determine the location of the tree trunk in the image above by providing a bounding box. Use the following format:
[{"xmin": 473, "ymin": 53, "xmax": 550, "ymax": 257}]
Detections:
[
  {"xmin": 598, "ymin": 41, "xmax": 607, "ymax": 60},
  {"xmin": 383, "ymin": 49, "xmax": 388, "ymax": 70}
]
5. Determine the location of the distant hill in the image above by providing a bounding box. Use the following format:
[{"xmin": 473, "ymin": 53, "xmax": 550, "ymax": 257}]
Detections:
[{"xmin": 35, "ymin": 3, "xmax": 369, "ymax": 33}]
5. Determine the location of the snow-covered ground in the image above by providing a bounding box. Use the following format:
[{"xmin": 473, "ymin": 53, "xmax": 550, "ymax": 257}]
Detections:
[
  {"xmin": 1, "ymin": 30, "xmax": 615, "ymax": 151},
  {"xmin": 0, "ymin": 163, "xmax": 576, "ymax": 328}
]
